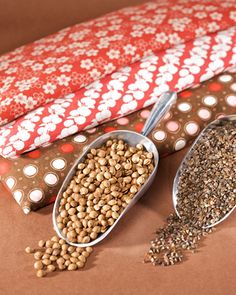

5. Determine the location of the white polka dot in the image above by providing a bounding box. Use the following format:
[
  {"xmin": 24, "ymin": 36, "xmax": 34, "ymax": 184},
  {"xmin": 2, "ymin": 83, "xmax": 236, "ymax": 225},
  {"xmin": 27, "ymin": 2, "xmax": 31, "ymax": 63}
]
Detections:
[
  {"xmin": 166, "ymin": 121, "xmax": 180, "ymax": 132},
  {"xmin": 174, "ymin": 139, "xmax": 186, "ymax": 151},
  {"xmin": 203, "ymin": 95, "xmax": 217, "ymax": 106},
  {"xmin": 6, "ymin": 177, "xmax": 16, "ymax": 190},
  {"xmin": 191, "ymin": 66, "xmax": 200, "ymax": 74},
  {"xmin": 179, "ymin": 69, "xmax": 189, "ymax": 77},
  {"xmin": 123, "ymin": 95, "xmax": 132, "ymax": 103},
  {"xmin": 3, "ymin": 146, "xmax": 13, "ymax": 155},
  {"xmin": 226, "ymin": 95, "xmax": 236, "ymax": 107},
  {"xmin": 29, "ymin": 189, "xmax": 43, "ymax": 202},
  {"xmin": 219, "ymin": 74, "xmax": 232, "ymax": 83},
  {"xmin": 13, "ymin": 190, "xmax": 23, "ymax": 204},
  {"xmin": 197, "ymin": 108, "xmax": 211, "ymax": 120},
  {"xmin": 185, "ymin": 122, "xmax": 199, "ymax": 135},
  {"xmin": 230, "ymin": 83, "xmax": 236, "ymax": 92},
  {"xmin": 153, "ymin": 130, "xmax": 166, "ymax": 141},
  {"xmin": 140, "ymin": 110, "xmax": 150, "ymax": 119},
  {"xmin": 18, "ymin": 130, "xmax": 30, "ymax": 141},
  {"xmin": 117, "ymin": 117, "xmax": 129, "ymax": 125},
  {"xmin": 14, "ymin": 141, "xmax": 24, "ymax": 151},
  {"xmin": 51, "ymin": 158, "xmax": 66, "ymax": 170},
  {"xmin": 23, "ymin": 165, "xmax": 37, "ymax": 177},
  {"xmin": 178, "ymin": 102, "xmax": 192, "ymax": 112},
  {"xmin": 73, "ymin": 135, "xmax": 87, "ymax": 143},
  {"xmin": 86, "ymin": 128, "xmax": 96, "ymax": 134},
  {"xmin": 44, "ymin": 173, "xmax": 58, "ymax": 186}
]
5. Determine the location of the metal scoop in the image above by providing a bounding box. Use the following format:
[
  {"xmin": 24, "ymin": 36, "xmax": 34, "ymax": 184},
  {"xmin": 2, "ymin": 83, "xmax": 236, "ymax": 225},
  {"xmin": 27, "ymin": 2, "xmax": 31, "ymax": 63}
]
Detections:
[
  {"xmin": 173, "ymin": 115, "xmax": 236, "ymax": 228},
  {"xmin": 53, "ymin": 91, "xmax": 177, "ymax": 247}
]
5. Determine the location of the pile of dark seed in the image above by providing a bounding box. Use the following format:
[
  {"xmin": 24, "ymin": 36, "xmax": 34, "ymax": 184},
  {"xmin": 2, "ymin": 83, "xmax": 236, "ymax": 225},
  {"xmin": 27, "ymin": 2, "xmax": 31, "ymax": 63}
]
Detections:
[
  {"xmin": 144, "ymin": 213, "xmax": 214, "ymax": 266},
  {"xmin": 177, "ymin": 120, "xmax": 236, "ymax": 227},
  {"xmin": 145, "ymin": 120, "xmax": 236, "ymax": 266}
]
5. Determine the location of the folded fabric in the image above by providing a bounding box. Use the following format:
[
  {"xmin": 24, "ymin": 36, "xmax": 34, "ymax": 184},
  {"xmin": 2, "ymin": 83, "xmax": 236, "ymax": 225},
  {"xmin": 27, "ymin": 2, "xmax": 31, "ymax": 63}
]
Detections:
[
  {"xmin": 1, "ymin": 69, "xmax": 236, "ymax": 213},
  {"xmin": 0, "ymin": 0, "xmax": 236, "ymax": 125},
  {"xmin": 1, "ymin": 26, "xmax": 236, "ymax": 158}
]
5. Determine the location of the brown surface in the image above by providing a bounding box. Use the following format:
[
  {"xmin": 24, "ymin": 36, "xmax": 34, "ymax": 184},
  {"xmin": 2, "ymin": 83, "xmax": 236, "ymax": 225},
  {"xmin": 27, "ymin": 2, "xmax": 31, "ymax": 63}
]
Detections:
[
  {"xmin": 0, "ymin": 148, "xmax": 235, "ymax": 295},
  {"xmin": 0, "ymin": 0, "xmax": 235, "ymax": 294},
  {"xmin": 0, "ymin": 0, "xmax": 144, "ymax": 55}
]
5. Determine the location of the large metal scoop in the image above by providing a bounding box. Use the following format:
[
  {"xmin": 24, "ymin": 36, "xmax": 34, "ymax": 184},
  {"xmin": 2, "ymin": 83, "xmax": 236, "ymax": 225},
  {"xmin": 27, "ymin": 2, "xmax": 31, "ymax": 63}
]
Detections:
[
  {"xmin": 53, "ymin": 91, "xmax": 177, "ymax": 247},
  {"xmin": 173, "ymin": 115, "xmax": 236, "ymax": 228}
]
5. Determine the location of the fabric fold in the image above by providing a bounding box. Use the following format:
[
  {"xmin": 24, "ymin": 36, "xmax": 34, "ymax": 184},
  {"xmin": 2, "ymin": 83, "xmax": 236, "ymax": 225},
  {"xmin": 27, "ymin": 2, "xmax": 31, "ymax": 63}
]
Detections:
[
  {"xmin": 1, "ymin": 69, "xmax": 236, "ymax": 213},
  {"xmin": 1, "ymin": 26, "xmax": 236, "ymax": 158},
  {"xmin": 0, "ymin": 0, "xmax": 236, "ymax": 125}
]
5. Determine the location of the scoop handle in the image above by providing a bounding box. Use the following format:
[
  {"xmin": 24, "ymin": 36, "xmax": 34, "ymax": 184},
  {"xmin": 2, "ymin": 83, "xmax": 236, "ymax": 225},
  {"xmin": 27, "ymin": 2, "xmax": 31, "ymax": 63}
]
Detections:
[{"xmin": 141, "ymin": 91, "xmax": 177, "ymax": 137}]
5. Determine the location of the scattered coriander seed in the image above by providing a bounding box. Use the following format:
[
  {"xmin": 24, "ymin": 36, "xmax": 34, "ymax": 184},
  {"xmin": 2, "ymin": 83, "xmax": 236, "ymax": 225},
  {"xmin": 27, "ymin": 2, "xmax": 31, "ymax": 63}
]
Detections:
[
  {"xmin": 38, "ymin": 240, "xmax": 45, "ymax": 248},
  {"xmin": 36, "ymin": 270, "xmax": 46, "ymax": 278},
  {"xmin": 42, "ymin": 259, "xmax": 51, "ymax": 266},
  {"xmin": 68, "ymin": 263, "xmax": 77, "ymax": 271},
  {"xmin": 56, "ymin": 139, "xmax": 154, "ymax": 244},
  {"xmin": 34, "ymin": 261, "xmax": 43, "ymax": 270},
  {"xmin": 47, "ymin": 264, "xmax": 56, "ymax": 272},
  {"xmin": 25, "ymin": 235, "xmax": 93, "ymax": 277},
  {"xmin": 58, "ymin": 264, "xmax": 66, "ymax": 270},
  {"xmin": 25, "ymin": 246, "xmax": 33, "ymax": 254},
  {"xmin": 76, "ymin": 261, "xmax": 85, "ymax": 268},
  {"xmin": 34, "ymin": 251, "xmax": 43, "ymax": 260}
]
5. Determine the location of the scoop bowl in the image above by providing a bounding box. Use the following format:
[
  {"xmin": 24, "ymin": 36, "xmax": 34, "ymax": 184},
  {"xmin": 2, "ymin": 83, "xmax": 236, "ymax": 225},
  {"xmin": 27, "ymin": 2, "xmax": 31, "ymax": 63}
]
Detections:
[
  {"xmin": 53, "ymin": 130, "xmax": 159, "ymax": 247},
  {"xmin": 53, "ymin": 91, "xmax": 177, "ymax": 247},
  {"xmin": 173, "ymin": 114, "xmax": 236, "ymax": 228}
]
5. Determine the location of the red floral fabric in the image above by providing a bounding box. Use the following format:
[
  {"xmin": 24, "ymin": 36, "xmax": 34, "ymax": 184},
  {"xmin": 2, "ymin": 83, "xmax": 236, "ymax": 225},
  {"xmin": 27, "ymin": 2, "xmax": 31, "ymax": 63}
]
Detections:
[
  {"xmin": 0, "ymin": 26, "xmax": 236, "ymax": 158},
  {"xmin": 0, "ymin": 0, "xmax": 236, "ymax": 125}
]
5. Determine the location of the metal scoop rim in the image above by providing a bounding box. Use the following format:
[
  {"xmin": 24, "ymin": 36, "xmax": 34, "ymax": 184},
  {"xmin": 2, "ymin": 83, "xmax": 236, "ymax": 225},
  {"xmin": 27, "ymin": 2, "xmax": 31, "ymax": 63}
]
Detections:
[
  {"xmin": 53, "ymin": 130, "xmax": 159, "ymax": 247},
  {"xmin": 173, "ymin": 114, "xmax": 236, "ymax": 229},
  {"xmin": 53, "ymin": 91, "xmax": 177, "ymax": 247}
]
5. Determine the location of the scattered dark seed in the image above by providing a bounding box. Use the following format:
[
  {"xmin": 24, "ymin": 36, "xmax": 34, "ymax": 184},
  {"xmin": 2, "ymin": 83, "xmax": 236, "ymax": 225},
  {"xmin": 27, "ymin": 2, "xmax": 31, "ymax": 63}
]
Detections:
[{"xmin": 145, "ymin": 120, "xmax": 236, "ymax": 266}]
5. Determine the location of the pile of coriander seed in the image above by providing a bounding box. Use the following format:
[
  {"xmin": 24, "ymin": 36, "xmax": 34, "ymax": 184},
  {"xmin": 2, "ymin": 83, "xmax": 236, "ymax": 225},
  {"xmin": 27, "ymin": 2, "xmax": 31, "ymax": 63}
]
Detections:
[
  {"xmin": 145, "ymin": 119, "xmax": 236, "ymax": 266},
  {"xmin": 56, "ymin": 138, "xmax": 154, "ymax": 244},
  {"xmin": 25, "ymin": 236, "xmax": 93, "ymax": 277}
]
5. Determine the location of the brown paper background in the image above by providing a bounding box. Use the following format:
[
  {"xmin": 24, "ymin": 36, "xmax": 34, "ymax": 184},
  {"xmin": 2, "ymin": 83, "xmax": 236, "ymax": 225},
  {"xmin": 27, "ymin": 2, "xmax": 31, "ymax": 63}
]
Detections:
[
  {"xmin": 0, "ymin": 0, "xmax": 144, "ymax": 55},
  {"xmin": 0, "ymin": 149, "xmax": 235, "ymax": 295},
  {"xmin": 0, "ymin": 0, "xmax": 235, "ymax": 294}
]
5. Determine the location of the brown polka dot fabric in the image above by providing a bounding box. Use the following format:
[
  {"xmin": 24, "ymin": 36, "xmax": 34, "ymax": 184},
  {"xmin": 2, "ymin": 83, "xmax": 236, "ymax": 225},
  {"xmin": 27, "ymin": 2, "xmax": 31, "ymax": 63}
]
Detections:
[{"xmin": 1, "ymin": 70, "xmax": 236, "ymax": 213}]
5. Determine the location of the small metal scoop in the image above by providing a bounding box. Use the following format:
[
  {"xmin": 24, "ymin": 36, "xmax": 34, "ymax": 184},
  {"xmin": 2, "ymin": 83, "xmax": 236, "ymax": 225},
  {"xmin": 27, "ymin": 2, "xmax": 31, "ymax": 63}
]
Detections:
[
  {"xmin": 53, "ymin": 91, "xmax": 177, "ymax": 247},
  {"xmin": 173, "ymin": 115, "xmax": 236, "ymax": 228}
]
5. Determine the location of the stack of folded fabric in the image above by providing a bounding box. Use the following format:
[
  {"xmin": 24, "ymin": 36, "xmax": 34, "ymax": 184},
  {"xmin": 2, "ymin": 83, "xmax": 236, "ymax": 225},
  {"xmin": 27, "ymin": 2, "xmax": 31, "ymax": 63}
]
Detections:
[{"xmin": 0, "ymin": 0, "xmax": 236, "ymax": 213}]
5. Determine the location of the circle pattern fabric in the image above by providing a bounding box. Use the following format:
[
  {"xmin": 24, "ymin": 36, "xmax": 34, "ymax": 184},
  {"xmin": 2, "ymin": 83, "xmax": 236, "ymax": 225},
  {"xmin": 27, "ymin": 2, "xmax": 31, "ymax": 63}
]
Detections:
[{"xmin": 1, "ymin": 70, "xmax": 236, "ymax": 213}]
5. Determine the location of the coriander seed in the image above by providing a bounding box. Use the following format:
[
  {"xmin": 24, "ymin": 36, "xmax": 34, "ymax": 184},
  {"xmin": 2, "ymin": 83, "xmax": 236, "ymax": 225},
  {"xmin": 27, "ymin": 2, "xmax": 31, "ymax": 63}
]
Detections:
[
  {"xmin": 36, "ymin": 270, "xmax": 46, "ymax": 278},
  {"xmin": 56, "ymin": 139, "xmax": 154, "ymax": 244},
  {"xmin": 25, "ymin": 246, "xmax": 33, "ymax": 254}
]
